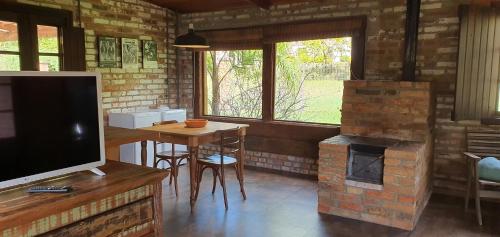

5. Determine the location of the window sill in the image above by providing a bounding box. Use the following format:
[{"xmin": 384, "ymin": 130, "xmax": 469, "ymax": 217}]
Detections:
[
  {"xmin": 198, "ymin": 115, "xmax": 340, "ymax": 129},
  {"xmin": 481, "ymin": 117, "xmax": 500, "ymax": 125},
  {"xmin": 197, "ymin": 115, "xmax": 340, "ymax": 141}
]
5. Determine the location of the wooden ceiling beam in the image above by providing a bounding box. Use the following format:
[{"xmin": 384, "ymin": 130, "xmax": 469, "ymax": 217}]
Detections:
[{"xmin": 247, "ymin": 0, "xmax": 271, "ymax": 10}]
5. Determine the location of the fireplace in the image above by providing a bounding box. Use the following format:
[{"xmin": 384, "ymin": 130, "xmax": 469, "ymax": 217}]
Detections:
[
  {"xmin": 346, "ymin": 144, "xmax": 386, "ymax": 185},
  {"xmin": 318, "ymin": 81, "xmax": 434, "ymax": 231}
]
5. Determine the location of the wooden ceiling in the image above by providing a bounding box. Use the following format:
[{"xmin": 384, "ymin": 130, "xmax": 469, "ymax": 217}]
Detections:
[{"xmin": 146, "ymin": 0, "xmax": 310, "ymax": 13}]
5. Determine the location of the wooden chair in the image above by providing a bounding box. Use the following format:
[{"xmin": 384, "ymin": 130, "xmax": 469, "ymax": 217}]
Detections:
[
  {"xmin": 194, "ymin": 128, "xmax": 246, "ymax": 209},
  {"xmin": 464, "ymin": 127, "xmax": 500, "ymax": 225},
  {"xmin": 152, "ymin": 120, "xmax": 190, "ymax": 196}
]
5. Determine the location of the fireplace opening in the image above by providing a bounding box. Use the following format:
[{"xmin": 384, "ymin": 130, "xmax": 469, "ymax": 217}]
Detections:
[{"xmin": 346, "ymin": 144, "xmax": 386, "ymax": 184}]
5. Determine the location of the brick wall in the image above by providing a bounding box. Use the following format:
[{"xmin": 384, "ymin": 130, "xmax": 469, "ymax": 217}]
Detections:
[
  {"xmin": 341, "ymin": 81, "xmax": 434, "ymax": 142},
  {"xmin": 8, "ymin": 0, "xmax": 171, "ymax": 122},
  {"xmin": 170, "ymin": 0, "xmax": 486, "ymax": 194},
  {"xmin": 166, "ymin": 10, "xmax": 195, "ymax": 117},
  {"xmin": 417, "ymin": 0, "xmax": 490, "ymax": 196},
  {"xmin": 199, "ymin": 144, "xmax": 318, "ymax": 176}
]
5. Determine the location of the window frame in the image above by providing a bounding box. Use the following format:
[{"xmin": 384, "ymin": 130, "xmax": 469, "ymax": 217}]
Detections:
[
  {"xmin": 272, "ymin": 38, "xmax": 353, "ymax": 125},
  {"xmin": 0, "ymin": 3, "xmax": 72, "ymax": 71},
  {"xmin": 194, "ymin": 17, "xmax": 366, "ymax": 131},
  {"xmin": 36, "ymin": 24, "xmax": 64, "ymax": 72},
  {"xmin": 0, "ymin": 12, "xmax": 21, "ymax": 71}
]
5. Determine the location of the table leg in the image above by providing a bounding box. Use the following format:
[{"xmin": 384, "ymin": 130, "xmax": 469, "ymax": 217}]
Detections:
[
  {"xmin": 239, "ymin": 134, "xmax": 246, "ymax": 182},
  {"xmin": 188, "ymin": 146, "xmax": 199, "ymax": 209},
  {"xmin": 141, "ymin": 141, "xmax": 147, "ymax": 167}
]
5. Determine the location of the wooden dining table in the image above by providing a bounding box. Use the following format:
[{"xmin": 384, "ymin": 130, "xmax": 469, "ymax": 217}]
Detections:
[{"xmin": 140, "ymin": 121, "xmax": 249, "ymax": 208}]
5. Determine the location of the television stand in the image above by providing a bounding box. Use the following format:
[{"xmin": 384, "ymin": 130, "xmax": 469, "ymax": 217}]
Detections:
[
  {"xmin": 0, "ymin": 161, "xmax": 168, "ymax": 236},
  {"xmin": 90, "ymin": 167, "xmax": 106, "ymax": 176}
]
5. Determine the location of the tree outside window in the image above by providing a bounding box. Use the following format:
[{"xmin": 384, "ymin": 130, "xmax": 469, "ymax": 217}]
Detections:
[{"xmin": 203, "ymin": 37, "xmax": 352, "ymax": 125}]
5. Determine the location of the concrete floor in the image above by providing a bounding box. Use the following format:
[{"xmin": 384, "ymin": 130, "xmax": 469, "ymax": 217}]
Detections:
[{"xmin": 161, "ymin": 166, "xmax": 500, "ymax": 237}]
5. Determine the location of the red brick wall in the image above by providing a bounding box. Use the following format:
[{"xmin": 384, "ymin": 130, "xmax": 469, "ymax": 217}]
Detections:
[
  {"xmin": 172, "ymin": 0, "xmax": 480, "ymax": 192},
  {"xmin": 341, "ymin": 81, "xmax": 434, "ymax": 142},
  {"xmin": 7, "ymin": 0, "xmax": 172, "ymax": 122}
]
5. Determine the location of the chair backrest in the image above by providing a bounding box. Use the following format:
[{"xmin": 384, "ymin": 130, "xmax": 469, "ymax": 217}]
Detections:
[
  {"xmin": 466, "ymin": 126, "xmax": 500, "ymax": 158},
  {"xmin": 152, "ymin": 120, "xmax": 178, "ymax": 153},
  {"xmin": 152, "ymin": 120, "xmax": 177, "ymax": 126},
  {"xmin": 216, "ymin": 128, "xmax": 240, "ymax": 165}
]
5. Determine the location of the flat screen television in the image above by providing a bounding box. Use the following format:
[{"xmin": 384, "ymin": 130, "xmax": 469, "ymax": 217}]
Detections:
[{"xmin": 0, "ymin": 71, "xmax": 105, "ymax": 189}]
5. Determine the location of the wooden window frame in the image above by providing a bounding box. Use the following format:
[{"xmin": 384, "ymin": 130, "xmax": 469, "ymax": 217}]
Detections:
[
  {"xmin": 194, "ymin": 17, "xmax": 366, "ymax": 135},
  {"xmin": 36, "ymin": 24, "xmax": 65, "ymax": 72},
  {"xmin": 0, "ymin": 3, "xmax": 73, "ymax": 71}
]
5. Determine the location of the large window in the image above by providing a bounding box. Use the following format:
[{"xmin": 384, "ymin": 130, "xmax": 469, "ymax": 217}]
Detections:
[
  {"xmin": 205, "ymin": 50, "xmax": 263, "ymax": 119},
  {"xmin": 196, "ymin": 17, "xmax": 365, "ymax": 127},
  {"xmin": 274, "ymin": 38, "xmax": 351, "ymax": 124}
]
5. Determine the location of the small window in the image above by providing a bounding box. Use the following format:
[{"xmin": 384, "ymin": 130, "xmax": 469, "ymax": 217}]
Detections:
[
  {"xmin": 37, "ymin": 25, "xmax": 61, "ymax": 71},
  {"xmin": 204, "ymin": 50, "xmax": 263, "ymax": 119},
  {"xmin": 274, "ymin": 38, "xmax": 352, "ymax": 124},
  {"xmin": 0, "ymin": 20, "xmax": 21, "ymax": 71}
]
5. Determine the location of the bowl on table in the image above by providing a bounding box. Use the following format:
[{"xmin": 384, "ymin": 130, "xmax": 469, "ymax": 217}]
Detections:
[{"xmin": 185, "ymin": 119, "xmax": 208, "ymax": 128}]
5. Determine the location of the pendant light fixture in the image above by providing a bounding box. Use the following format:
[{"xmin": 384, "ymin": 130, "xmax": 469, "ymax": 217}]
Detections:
[{"xmin": 173, "ymin": 23, "xmax": 209, "ymax": 49}]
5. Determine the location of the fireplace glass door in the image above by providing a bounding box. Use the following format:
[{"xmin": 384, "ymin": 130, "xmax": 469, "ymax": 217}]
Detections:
[{"xmin": 346, "ymin": 144, "xmax": 386, "ymax": 184}]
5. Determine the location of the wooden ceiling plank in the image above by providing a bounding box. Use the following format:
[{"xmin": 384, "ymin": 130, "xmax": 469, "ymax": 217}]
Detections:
[{"xmin": 146, "ymin": 0, "xmax": 316, "ymax": 13}]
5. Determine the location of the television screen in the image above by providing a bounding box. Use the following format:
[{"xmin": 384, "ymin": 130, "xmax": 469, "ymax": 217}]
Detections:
[{"xmin": 0, "ymin": 73, "xmax": 104, "ymax": 187}]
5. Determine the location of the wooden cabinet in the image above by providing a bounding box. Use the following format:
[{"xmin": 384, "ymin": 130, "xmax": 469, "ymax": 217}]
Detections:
[
  {"xmin": 0, "ymin": 161, "xmax": 168, "ymax": 237},
  {"xmin": 45, "ymin": 198, "xmax": 154, "ymax": 237}
]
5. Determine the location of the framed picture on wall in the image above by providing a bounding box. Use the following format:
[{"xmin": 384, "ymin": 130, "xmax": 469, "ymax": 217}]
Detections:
[
  {"xmin": 142, "ymin": 40, "xmax": 158, "ymax": 69},
  {"xmin": 98, "ymin": 36, "xmax": 117, "ymax": 67},
  {"xmin": 121, "ymin": 38, "xmax": 139, "ymax": 69}
]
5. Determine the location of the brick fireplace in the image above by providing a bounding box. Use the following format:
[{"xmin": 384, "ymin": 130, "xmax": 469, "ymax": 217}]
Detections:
[{"xmin": 318, "ymin": 81, "xmax": 434, "ymax": 230}]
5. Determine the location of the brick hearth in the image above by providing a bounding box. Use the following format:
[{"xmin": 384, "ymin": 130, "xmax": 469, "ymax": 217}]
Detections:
[{"xmin": 318, "ymin": 81, "xmax": 434, "ymax": 231}]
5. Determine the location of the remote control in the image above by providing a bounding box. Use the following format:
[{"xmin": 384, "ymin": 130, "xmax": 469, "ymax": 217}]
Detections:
[{"xmin": 27, "ymin": 186, "xmax": 73, "ymax": 193}]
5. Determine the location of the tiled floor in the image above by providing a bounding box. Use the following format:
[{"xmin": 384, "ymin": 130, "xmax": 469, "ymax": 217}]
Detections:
[{"xmin": 162, "ymin": 166, "xmax": 500, "ymax": 237}]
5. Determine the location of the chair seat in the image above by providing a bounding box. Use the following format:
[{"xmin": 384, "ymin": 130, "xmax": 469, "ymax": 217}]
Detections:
[
  {"xmin": 156, "ymin": 150, "xmax": 189, "ymax": 158},
  {"xmin": 198, "ymin": 154, "xmax": 237, "ymax": 166}
]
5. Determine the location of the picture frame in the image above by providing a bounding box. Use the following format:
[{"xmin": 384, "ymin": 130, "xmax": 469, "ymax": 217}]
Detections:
[
  {"xmin": 142, "ymin": 40, "xmax": 158, "ymax": 69},
  {"xmin": 121, "ymin": 38, "xmax": 139, "ymax": 69},
  {"xmin": 98, "ymin": 36, "xmax": 117, "ymax": 67}
]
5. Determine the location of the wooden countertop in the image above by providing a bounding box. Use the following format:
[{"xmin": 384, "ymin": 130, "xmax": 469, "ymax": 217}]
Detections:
[
  {"xmin": 104, "ymin": 126, "xmax": 158, "ymax": 147},
  {"xmin": 0, "ymin": 161, "xmax": 168, "ymax": 229}
]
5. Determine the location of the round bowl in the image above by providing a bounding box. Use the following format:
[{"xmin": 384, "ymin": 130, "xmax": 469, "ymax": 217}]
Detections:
[{"xmin": 185, "ymin": 119, "xmax": 208, "ymax": 128}]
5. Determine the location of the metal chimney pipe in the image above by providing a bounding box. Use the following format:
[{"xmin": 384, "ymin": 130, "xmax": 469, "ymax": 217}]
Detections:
[{"xmin": 402, "ymin": 0, "xmax": 421, "ymax": 81}]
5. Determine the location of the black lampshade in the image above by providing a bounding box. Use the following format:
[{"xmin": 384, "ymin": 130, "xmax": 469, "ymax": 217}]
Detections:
[{"xmin": 173, "ymin": 24, "xmax": 209, "ymax": 49}]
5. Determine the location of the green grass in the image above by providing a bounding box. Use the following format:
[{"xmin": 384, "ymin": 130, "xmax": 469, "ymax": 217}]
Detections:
[{"xmin": 295, "ymin": 79, "xmax": 343, "ymax": 125}]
